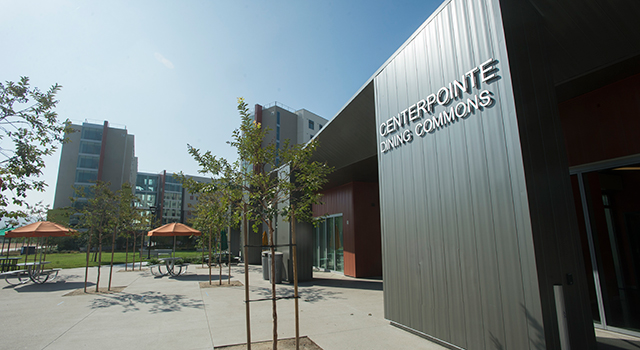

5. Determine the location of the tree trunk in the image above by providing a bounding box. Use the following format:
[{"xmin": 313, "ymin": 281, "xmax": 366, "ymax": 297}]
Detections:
[
  {"xmin": 243, "ymin": 206, "xmax": 251, "ymax": 350},
  {"xmin": 291, "ymin": 213, "xmax": 300, "ymax": 350},
  {"xmin": 108, "ymin": 227, "xmax": 117, "ymax": 291},
  {"xmin": 218, "ymin": 230, "xmax": 222, "ymax": 286},
  {"xmin": 208, "ymin": 229, "xmax": 212, "ymax": 285},
  {"xmin": 84, "ymin": 232, "xmax": 92, "ymax": 293},
  {"xmin": 126, "ymin": 235, "xmax": 130, "ymax": 271},
  {"xmin": 33, "ymin": 238, "xmax": 38, "ymax": 263},
  {"xmin": 228, "ymin": 225, "xmax": 232, "ymax": 285},
  {"xmin": 43, "ymin": 237, "xmax": 49, "ymax": 262},
  {"xmin": 96, "ymin": 230, "xmax": 103, "ymax": 293},
  {"xmin": 269, "ymin": 220, "xmax": 278, "ymax": 350},
  {"xmin": 132, "ymin": 233, "xmax": 137, "ymax": 271},
  {"xmin": 23, "ymin": 237, "xmax": 30, "ymax": 264},
  {"xmin": 139, "ymin": 232, "xmax": 144, "ymax": 271}
]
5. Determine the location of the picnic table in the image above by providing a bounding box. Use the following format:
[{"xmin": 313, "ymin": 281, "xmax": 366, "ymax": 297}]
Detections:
[
  {"xmin": 1, "ymin": 261, "xmax": 61, "ymax": 286},
  {"xmin": 149, "ymin": 257, "xmax": 189, "ymax": 277},
  {"xmin": 0, "ymin": 257, "xmax": 21, "ymax": 272}
]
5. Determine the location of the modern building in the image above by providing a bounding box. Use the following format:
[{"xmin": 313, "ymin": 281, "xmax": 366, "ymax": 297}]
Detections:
[
  {"xmin": 134, "ymin": 170, "xmax": 211, "ymax": 226},
  {"xmin": 243, "ymin": 103, "xmax": 328, "ymax": 265},
  {"xmin": 268, "ymin": 0, "xmax": 640, "ymax": 349},
  {"xmin": 256, "ymin": 102, "xmax": 327, "ymax": 150},
  {"xmin": 53, "ymin": 121, "xmax": 137, "ymax": 210}
]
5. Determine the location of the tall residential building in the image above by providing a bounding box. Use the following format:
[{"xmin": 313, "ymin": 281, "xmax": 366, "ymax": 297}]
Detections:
[
  {"xmin": 242, "ymin": 102, "xmax": 328, "ymax": 264},
  {"xmin": 135, "ymin": 171, "xmax": 210, "ymax": 226},
  {"xmin": 255, "ymin": 102, "xmax": 327, "ymax": 151},
  {"xmin": 53, "ymin": 121, "xmax": 137, "ymax": 210}
]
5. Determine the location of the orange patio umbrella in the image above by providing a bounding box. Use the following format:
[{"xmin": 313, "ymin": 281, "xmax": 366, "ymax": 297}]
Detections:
[
  {"xmin": 148, "ymin": 223, "xmax": 201, "ymax": 256},
  {"xmin": 147, "ymin": 223, "xmax": 201, "ymax": 237},
  {"xmin": 5, "ymin": 221, "xmax": 76, "ymax": 238},
  {"xmin": 5, "ymin": 221, "xmax": 76, "ymax": 263}
]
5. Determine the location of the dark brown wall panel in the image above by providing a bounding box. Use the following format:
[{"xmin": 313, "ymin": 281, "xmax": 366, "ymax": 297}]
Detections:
[
  {"xmin": 559, "ymin": 73, "xmax": 640, "ymax": 167},
  {"xmin": 353, "ymin": 182, "xmax": 382, "ymax": 277}
]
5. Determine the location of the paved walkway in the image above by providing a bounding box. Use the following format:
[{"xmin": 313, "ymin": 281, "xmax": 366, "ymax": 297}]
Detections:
[
  {"xmin": 3, "ymin": 263, "xmax": 639, "ymax": 349},
  {"xmin": 0, "ymin": 263, "xmax": 447, "ymax": 350}
]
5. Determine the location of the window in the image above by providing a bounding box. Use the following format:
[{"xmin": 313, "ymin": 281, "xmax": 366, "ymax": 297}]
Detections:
[
  {"xmin": 75, "ymin": 169, "xmax": 98, "ymax": 183},
  {"xmin": 308, "ymin": 120, "xmax": 315, "ymax": 130},
  {"xmin": 79, "ymin": 141, "xmax": 101, "ymax": 155},
  {"xmin": 310, "ymin": 134, "xmax": 314, "ymax": 140},
  {"xmin": 77, "ymin": 155, "xmax": 100, "ymax": 169},
  {"xmin": 81, "ymin": 127, "xmax": 103, "ymax": 141},
  {"xmin": 319, "ymin": 124, "xmax": 323, "ymax": 130}
]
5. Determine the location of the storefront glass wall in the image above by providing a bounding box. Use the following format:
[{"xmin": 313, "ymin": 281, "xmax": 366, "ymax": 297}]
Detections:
[
  {"xmin": 571, "ymin": 159, "xmax": 640, "ymax": 335},
  {"xmin": 313, "ymin": 214, "xmax": 343, "ymax": 272}
]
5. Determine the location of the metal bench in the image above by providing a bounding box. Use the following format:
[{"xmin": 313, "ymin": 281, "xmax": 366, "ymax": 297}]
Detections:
[
  {"xmin": 1, "ymin": 268, "xmax": 61, "ymax": 285},
  {"xmin": 149, "ymin": 262, "xmax": 189, "ymax": 277},
  {"xmin": 1, "ymin": 269, "xmax": 28, "ymax": 286}
]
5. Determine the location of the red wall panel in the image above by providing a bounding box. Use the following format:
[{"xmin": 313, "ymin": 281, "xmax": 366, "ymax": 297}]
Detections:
[{"xmin": 313, "ymin": 182, "xmax": 382, "ymax": 277}]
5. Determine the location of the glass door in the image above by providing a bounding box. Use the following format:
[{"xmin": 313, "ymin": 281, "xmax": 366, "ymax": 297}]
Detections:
[
  {"xmin": 572, "ymin": 162, "xmax": 640, "ymax": 335},
  {"xmin": 335, "ymin": 217, "xmax": 343, "ymax": 272},
  {"xmin": 313, "ymin": 215, "xmax": 343, "ymax": 273}
]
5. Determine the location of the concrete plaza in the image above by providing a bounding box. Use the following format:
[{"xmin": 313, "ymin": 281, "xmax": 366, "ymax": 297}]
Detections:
[
  {"xmin": 0, "ymin": 263, "xmax": 446, "ymax": 350},
  {"xmin": 2, "ymin": 262, "xmax": 639, "ymax": 349}
]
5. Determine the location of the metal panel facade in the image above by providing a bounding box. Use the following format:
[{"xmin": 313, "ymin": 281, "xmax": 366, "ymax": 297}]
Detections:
[{"xmin": 374, "ymin": 0, "xmax": 543, "ymax": 348}]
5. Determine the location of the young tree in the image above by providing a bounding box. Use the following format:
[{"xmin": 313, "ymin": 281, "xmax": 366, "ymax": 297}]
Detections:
[
  {"xmin": 75, "ymin": 181, "xmax": 117, "ymax": 293},
  {"xmin": 280, "ymin": 148, "xmax": 331, "ymax": 350},
  {"xmin": 184, "ymin": 98, "xmax": 331, "ymax": 349},
  {"xmin": 0, "ymin": 77, "xmax": 73, "ymax": 220},
  {"xmin": 107, "ymin": 183, "xmax": 143, "ymax": 290},
  {"xmin": 179, "ymin": 168, "xmax": 239, "ymax": 286},
  {"xmin": 228, "ymin": 98, "xmax": 332, "ymax": 350}
]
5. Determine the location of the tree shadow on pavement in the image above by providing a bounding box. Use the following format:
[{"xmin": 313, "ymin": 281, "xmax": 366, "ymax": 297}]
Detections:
[
  {"xmin": 90, "ymin": 290, "xmax": 204, "ymax": 313},
  {"xmin": 251, "ymin": 285, "xmax": 344, "ymax": 303}
]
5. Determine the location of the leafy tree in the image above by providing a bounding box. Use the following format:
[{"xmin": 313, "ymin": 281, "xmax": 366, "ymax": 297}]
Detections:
[
  {"xmin": 107, "ymin": 183, "xmax": 145, "ymax": 290},
  {"xmin": 186, "ymin": 98, "xmax": 331, "ymax": 350},
  {"xmin": 0, "ymin": 77, "xmax": 72, "ymax": 219},
  {"xmin": 75, "ymin": 181, "xmax": 117, "ymax": 293},
  {"xmin": 230, "ymin": 98, "xmax": 331, "ymax": 350},
  {"xmin": 179, "ymin": 170, "xmax": 239, "ymax": 285}
]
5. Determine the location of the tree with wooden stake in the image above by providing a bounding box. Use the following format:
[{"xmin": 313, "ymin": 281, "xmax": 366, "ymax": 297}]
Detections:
[
  {"xmin": 280, "ymin": 150, "xmax": 332, "ymax": 350},
  {"xmin": 74, "ymin": 181, "xmax": 117, "ymax": 293},
  {"xmin": 179, "ymin": 157, "xmax": 240, "ymax": 285},
  {"xmin": 226, "ymin": 98, "xmax": 332, "ymax": 350},
  {"xmin": 107, "ymin": 183, "xmax": 143, "ymax": 290}
]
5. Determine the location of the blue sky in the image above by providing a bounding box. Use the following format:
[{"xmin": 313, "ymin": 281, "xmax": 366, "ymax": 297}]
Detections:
[{"xmin": 1, "ymin": 0, "xmax": 442, "ymax": 211}]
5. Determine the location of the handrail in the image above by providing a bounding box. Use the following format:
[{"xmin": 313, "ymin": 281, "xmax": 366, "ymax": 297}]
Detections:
[{"xmin": 262, "ymin": 101, "xmax": 297, "ymax": 114}]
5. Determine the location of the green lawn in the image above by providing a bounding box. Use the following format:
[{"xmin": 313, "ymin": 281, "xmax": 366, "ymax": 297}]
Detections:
[{"xmin": 19, "ymin": 251, "xmax": 207, "ymax": 269}]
